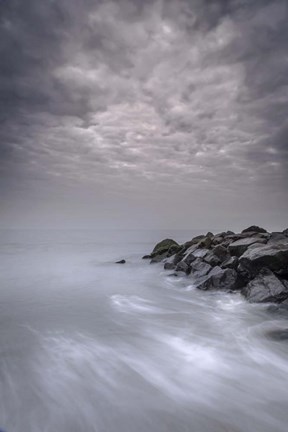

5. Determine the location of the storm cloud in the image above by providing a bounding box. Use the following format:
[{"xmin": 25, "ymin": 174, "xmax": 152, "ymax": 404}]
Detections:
[{"xmin": 0, "ymin": 0, "xmax": 287, "ymax": 229}]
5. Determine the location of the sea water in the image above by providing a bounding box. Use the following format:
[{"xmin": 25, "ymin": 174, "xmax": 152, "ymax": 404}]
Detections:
[{"xmin": 0, "ymin": 229, "xmax": 288, "ymax": 432}]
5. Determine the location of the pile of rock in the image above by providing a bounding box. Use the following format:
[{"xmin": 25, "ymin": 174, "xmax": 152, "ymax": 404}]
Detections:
[{"xmin": 143, "ymin": 226, "xmax": 288, "ymax": 304}]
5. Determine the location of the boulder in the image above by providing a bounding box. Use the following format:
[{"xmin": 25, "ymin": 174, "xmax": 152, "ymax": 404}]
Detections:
[
  {"xmin": 151, "ymin": 239, "xmax": 179, "ymax": 258},
  {"xmin": 242, "ymin": 225, "xmax": 267, "ymax": 234},
  {"xmin": 175, "ymin": 261, "xmax": 191, "ymax": 274},
  {"xmin": 164, "ymin": 262, "xmax": 176, "ymax": 270},
  {"xmin": 228, "ymin": 237, "xmax": 267, "ymax": 257},
  {"xmin": 204, "ymin": 245, "xmax": 229, "ymax": 266},
  {"xmin": 212, "ymin": 236, "xmax": 224, "ymax": 246},
  {"xmin": 142, "ymin": 255, "xmax": 151, "ymax": 260},
  {"xmin": 198, "ymin": 236, "xmax": 212, "ymax": 249},
  {"xmin": 192, "ymin": 248, "xmax": 210, "ymax": 259},
  {"xmin": 239, "ymin": 241, "xmax": 288, "ymax": 276},
  {"xmin": 242, "ymin": 268, "xmax": 288, "ymax": 303},
  {"xmin": 115, "ymin": 259, "xmax": 126, "ymax": 264},
  {"xmin": 268, "ymin": 232, "xmax": 287, "ymax": 244},
  {"xmin": 283, "ymin": 228, "xmax": 288, "ymax": 237},
  {"xmin": 150, "ymin": 252, "xmax": 168, "ymax": 263},
  {"xmin": 222, "ymin": 256, "xmax": 238, "ymax": 270},
  {"xmin": 206, "ymin": 232, "xmax": 214, "ymax": 238},
  {"xmin": 194, "ymin": 266, "xmax": 238, "ymax": 291},
  {"xmin": 189, "ymin": 258, "xmax": 212, "ymax": 278}
]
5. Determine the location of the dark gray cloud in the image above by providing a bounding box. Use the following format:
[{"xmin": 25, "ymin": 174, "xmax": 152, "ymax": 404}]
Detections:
[{"xmin": 0, "ymin": 0, "xmax": 287, "ymax": 229}]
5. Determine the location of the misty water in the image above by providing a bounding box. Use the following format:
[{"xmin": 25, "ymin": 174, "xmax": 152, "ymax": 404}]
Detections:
[{"xmin": 1, "ymin": 229, "xmax": 288, "ymax": 432}]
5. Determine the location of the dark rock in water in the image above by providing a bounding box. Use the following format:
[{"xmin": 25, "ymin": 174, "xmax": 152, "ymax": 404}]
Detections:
[
  {"xmin": 190, "ymin": 258, "xmax": 212, "ymax": 278},
  {"xmin": 222, "ymin": 256, "xmax": 238, "ymax": 270},
  {"xmin": 283, "ymin": 228, "xmax": 288, "ymax": 237},
  {"xmin": 175, "ymin": 261, "xmax": 191, "ymax": 274},
  {"xmin": 265, "ymin": 329, "xmax": 288, "ymax": 341},
  {"xmin": 267, "ymin": 298, "xmax": 288, "ymax": 314},
  {"xmin": 115, "ymin": 259, "xmax": 126, "ymax": 264},
  {"xmin": 164, "ymin": 262, "xmax": 176, "ymax": 270},
  {"xmin": 150, "ymin": 252, "xmax": 168, "ymax": 263},
  {"xmin": 242, "ymin": 225, "xmax": 267, "ymax": 234},
  {"xmin": 195, "ymin": 267, "xmax": 238, "ymax": 291},
  {"xmin": 142, "ymin": 255, "xmax": 151, "ymax": 259},
  {"xmin": 242, "ymin": 268, "xmax": 288, "ymax": 303},
  {"xmin": 239, "ymin": 241, "xmax": 288, "ymax": 276},
  {"xmin": 150, "ymin": 239, "xmax": 179, "ymax": 258},
  {"xmin": 228, "ymin": 237, "xmax": 267, "ymax": 257},
  {"xmin": 204, "ymin": 245, "xmax": 229, "ymax": 266}
]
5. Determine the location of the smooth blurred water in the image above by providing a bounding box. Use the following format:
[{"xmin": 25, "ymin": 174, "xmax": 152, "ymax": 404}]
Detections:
[{"xmin": 1, "ymin": 229, "xmax": 288, "ymax": 432}]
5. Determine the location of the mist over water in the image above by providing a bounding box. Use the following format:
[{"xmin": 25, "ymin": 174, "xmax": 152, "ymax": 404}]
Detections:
[{"xmin": 1, "ymin": 229, "xmax": 288, "ymax": 432}]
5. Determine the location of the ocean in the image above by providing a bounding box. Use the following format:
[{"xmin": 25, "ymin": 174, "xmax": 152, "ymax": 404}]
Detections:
[{"xmin": 0, "ymin": 229, "xmax": 288, "ymax": 432}]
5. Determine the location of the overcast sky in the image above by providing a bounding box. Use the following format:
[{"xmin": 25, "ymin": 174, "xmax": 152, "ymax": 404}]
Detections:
[{"xmin": 0, "ymin": 0, "xmax": 287, "ymax": 231}]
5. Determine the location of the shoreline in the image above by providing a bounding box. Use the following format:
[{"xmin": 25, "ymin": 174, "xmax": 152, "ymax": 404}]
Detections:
[{"xmin": 142, "ymin": 225, "xmax": 288, "ymax": 305}]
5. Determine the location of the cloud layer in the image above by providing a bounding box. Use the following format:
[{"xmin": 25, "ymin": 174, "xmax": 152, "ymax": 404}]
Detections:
[{"xmin": 0, "ymin": 0, "xmax": 287, "ymax": 229}]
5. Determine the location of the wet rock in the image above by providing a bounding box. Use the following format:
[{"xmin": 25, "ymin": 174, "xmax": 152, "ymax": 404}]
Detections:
[
  {"xmin": 222, "ymin": 256, "xmax": 238, "ymax": 270},
  {"xmin": 190, "ymin": 258, "xmax": 212, "ymax": 278},
  {"xmin": 268, "ymin": 232, "xmax": 287, "ymax": 244},
  {"xmin": 150, "ymin": 239, "xmax": 179, "ymax": 258},
  {"xmin": 115, "ymin": 259, "xmax": 126, "ymax": 264},
  {"xmin": 239, "ymin": 241, "xmax": 288, "ymax": 276},
  {"xmin": 195, "ymin": 267, "xmax": 238, "ymax": 291},
  {"xmin": 193, "ymin": 248, "xmax": 210, "ymax": 259},
  {"xmin": 242, "ymin": 268, "xmax": 288, "ymax": 303},
  {"xmin": 175, "ymin": 261, "xmax": 191, "ymax": 274},
  {"xmin": 142, "ymin": 255, "xmax": 151, "ymax": 259},
  {"xmin": 198, "ymin": 236, "xmax": 213, "ymax": 249},
  {"xmin": 242, "ymin": 225, "xmax": 267, "ymax": 234},
  {"xmin": 205, "ymin": 245, "xmax": 229, "ymax": 266},
  {"xmin": 206, "ymin": 232, "xmax": 214, "ymax": 238},
  {"xmin": 164, "ymin": 262, "xmax": 176, "ymax": 270},
  {"xmin": 150, "ymin": 252, "xmax": 168, "ymax": 263},
  {"xmin": 228, "ymin": 237, "xmax": 267, "ymax": 257},
  {"xmin": 212, "ymin": 236, "xmax": 224, "ymax": 246}
]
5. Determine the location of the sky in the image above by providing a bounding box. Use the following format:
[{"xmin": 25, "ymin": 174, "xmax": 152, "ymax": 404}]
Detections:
[{"xmin": 0, "ymin": 0, "xmax": 287, "ymax": 231}]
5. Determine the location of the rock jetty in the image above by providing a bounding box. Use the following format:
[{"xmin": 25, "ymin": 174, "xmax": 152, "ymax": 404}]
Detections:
[{"xmin": 144, "ymin": 226, "xmax": 288, "ymax": 304}]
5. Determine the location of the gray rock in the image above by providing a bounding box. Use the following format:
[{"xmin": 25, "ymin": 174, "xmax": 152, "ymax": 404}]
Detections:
[
  {"xmin": 150, "ymin": 239, "xmax": 179, "ymax": 258},
  {"xmin": 150, "ymin": 252, "xmax": 168, "ymax": 263},
  {"xmin": 115, "ymin": 259, "xmax": 126, "ymax": 264},
  {"xmin": 164, "ymin": 262, "xmax": 176, "ymax": 270},
  {"xmin": 212, "ymin": 236, "xmax": 224, "ymax": 245},
  {"xmin": 239, "ymin": 241, "xmax": 288, "ymax": 276},
  {"xmin": 242, "ymin": 225, "xmax": 267, "ymax": 234},
  {"xmin": 268, "ymin": 232, "xmax": 287, "ymax": 244},
  {"xmin": 283, "ymin": 228, "xmax": 288, "ymax": 237},
  {"xmin": 175, "ymin": 261, "xmax": 191, "ymax": 274},
  {"xmin": 228, "ymin": 237, "xmax": 267, "ymax": 257},
  {"xmin": 222, "ymin": 256, "xmax": 238, "ymax": 270},
  {"xmin": 206, "ymin": 232, "xmax": 214, "ymax": 237},
  {"xmin": 142, "ymin": 255, "xmax": 151, "ymax": 259},
  {"xmin": 192, "ymin": 248, "xmax": 210, "ymax": 259},
  {"xmin": 189, "ymin": 258, "xmax": 212, "ymax": 278},
  {"xmin": 242, "ymin": 268, "xmax": 288, "ymax": 303},
  {"xmin": 195, "ymin": 266, "xmax": 238, "ymax": 291},
  {"xmin": 204, "ymin": 245, "xmax": 228, "ymax": 267}
]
